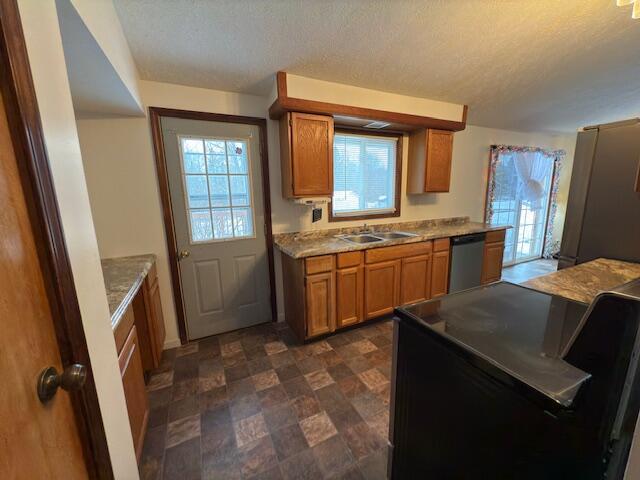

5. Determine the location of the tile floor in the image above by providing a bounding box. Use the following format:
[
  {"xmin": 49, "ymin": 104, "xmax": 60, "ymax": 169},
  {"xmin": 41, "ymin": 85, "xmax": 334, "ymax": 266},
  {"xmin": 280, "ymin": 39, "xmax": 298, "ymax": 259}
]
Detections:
[
  {"xmin": 140, "ymin": 320, "xmax": 393, "ymax": 480},
  {"xmin": 501, "ymin": 258, "xmax": 558, "ymax": 284}
]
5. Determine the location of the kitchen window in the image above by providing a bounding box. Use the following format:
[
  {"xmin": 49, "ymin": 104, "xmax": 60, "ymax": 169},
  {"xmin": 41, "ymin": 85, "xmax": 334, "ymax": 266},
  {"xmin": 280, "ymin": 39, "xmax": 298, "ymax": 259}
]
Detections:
[{"xmin": 330, "ymin": 131, "xmax": 402, "ymax": 221}]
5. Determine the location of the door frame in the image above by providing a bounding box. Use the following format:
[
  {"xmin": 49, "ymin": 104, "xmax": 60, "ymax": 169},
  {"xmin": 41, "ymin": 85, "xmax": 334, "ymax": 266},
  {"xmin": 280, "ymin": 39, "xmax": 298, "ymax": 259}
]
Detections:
[
  {"xmin": 149, "ymin": 107, "xmax": 277, "ymax": 344},
  {"xmin": 0, "ymin": 0, "xmax": 113, "ymax": 478}
]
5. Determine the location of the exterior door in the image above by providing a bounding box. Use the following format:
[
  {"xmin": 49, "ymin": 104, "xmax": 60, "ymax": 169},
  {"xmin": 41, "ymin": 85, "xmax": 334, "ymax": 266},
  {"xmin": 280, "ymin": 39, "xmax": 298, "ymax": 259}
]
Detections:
[
  {"xmin": 162, "ymin": 117, "xmax": 271, "ymax": 339},
  {"xmin": 0, "ymin": 94, "xmax": 87, "ymax": 478}
]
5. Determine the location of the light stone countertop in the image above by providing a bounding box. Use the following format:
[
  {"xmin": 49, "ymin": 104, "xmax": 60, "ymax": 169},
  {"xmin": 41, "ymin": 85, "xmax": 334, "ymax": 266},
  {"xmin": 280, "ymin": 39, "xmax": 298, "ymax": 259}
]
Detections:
[
  {"xmin": 101, "ymin": 254, "xmax": 156, "ymax": 329},
  {"xmin": 522, "ymin": 258, "xmax": 640, "ymax": 305},
  {"xmin": 274, "ymin": 216, "xmax": 509, "ymax": 259}
]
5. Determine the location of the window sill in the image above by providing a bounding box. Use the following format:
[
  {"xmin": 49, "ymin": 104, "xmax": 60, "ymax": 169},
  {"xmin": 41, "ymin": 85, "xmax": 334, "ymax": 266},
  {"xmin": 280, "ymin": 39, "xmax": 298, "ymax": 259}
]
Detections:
[{"xmin": 328, "ymin": 209, "xmax": 401, "ymax": 223}]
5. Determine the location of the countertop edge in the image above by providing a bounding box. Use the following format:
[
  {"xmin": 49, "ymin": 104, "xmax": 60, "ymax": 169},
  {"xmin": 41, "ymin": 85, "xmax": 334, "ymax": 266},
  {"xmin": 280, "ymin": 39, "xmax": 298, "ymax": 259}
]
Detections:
[
  {"xmin": 275, "ymin": 224, "xmax": 510, "ymax": 259},
  {"xmin": 104, "ymin": 254, "xmax": 156, "ymax": 331}
]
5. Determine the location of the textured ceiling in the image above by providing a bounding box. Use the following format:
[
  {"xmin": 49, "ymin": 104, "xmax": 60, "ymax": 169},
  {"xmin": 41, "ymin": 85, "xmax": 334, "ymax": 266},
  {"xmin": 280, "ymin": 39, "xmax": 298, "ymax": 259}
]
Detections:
[{"xmin": 113, "ymin": 0, "xmax": 640, "ymax": 132}]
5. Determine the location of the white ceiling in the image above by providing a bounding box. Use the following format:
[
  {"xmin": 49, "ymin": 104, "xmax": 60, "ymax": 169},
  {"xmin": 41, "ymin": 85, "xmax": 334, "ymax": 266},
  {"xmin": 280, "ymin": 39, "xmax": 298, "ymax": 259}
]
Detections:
[{"xmin": 113, "ymin": 0, "xmax": 640, "ymax": 132}]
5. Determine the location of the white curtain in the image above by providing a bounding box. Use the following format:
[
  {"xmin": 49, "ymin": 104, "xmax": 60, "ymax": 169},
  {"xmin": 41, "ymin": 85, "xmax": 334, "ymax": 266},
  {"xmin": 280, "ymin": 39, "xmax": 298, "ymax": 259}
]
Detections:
[{"xmin": 512, "ymin": 150, "xmax": 554, "ymax": 206}]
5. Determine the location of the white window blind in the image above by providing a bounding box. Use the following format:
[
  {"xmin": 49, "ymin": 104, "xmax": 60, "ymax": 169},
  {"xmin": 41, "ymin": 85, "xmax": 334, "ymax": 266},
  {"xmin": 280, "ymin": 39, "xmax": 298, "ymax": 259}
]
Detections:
[{"xmin": 332, "ymin": 133, "xmax": 398, "ymax": 217}]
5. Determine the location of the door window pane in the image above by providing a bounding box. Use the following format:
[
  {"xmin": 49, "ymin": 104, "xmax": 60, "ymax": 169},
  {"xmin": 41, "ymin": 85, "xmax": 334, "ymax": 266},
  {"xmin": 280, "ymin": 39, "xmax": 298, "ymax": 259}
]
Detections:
[
  {"xmin": 189, "ymin": 210, "xmax": 213, "ymax": 241},
  {"xmin": 180, "ymin": 136, "xmax": 255, "ymax": 242},
  {"xmin": 212, "ymin": 208, "xmax": 234, "ymax": 238},
  {"xmin": 230, "ymin": 175, "xmax": 250, "ymax": 206},
  {"xmin": 185, "ymin": 175, "xmax": 209, "ymax": 208},
  {"xmin": 209, "ymin": 176, "xmax": 230, "ymax": 207},
  {"xmin": 232, "ymin": 207, "xmax": 253, "ymax": 237}
]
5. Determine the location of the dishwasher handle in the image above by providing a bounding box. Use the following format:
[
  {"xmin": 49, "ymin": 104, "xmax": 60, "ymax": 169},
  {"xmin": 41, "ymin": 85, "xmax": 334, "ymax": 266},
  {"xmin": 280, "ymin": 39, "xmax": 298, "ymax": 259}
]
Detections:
[{"xmin": 451, "ymin": 233, "xmax": 486, "ymax": 246}]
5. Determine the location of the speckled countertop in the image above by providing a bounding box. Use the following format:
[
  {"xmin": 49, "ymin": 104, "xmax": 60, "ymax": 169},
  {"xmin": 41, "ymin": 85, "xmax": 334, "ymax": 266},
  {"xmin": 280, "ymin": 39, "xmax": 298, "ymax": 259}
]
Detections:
[
  {"xmin": 274, "ymin": 216, "xmax": 509, "ymax": 259},
  {"xmin": 522, "ymin": 258, "xmax": 640, "ymax": 305},
  {"xmin": 101, "ymin": 254, "xmax": 156, "ymax": 329}
]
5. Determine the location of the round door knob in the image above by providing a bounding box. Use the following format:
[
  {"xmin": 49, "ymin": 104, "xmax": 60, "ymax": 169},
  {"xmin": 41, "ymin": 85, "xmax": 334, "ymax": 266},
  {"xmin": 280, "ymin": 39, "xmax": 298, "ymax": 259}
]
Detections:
[
  {"xmin": 37, "ymin": 364, "xmax": 87, "ymax": 403},
  {"xmin": 179, "ymin": 250, "xmax": 191, "ymax": 260}
]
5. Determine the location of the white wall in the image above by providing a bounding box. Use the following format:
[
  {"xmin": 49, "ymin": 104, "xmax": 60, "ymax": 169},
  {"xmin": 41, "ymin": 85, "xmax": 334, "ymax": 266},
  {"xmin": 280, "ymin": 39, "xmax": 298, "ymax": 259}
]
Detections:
[
  {"xmin": 18, "ymin": 0, "xmax": 139, "ymax": 478},
  {"xmin": 77, "ymin": 79, "xmax": 577, "ymax": 341}
]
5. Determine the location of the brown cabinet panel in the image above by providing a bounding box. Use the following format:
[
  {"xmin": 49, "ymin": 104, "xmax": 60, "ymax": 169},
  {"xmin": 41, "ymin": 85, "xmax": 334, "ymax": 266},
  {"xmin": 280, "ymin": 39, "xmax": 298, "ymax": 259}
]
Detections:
[
  {"xmin": 407, "ymin": 128, "xmax": 454, "ymax": 194},
  {"xmin": 286, "ymin": 112, "xmax": 333, "ymax": 197},
  {"xmin": 119, "ymin": 325, "xmax": 149, "ymax": 461},
  {"xmin": 132, "ymin": 264, "xmax": 166, "ymax": 371},
  {"xmin": 148, "ymin": 279, "xmax": 166, "ymax": 365},
  {"xmin": 433, "ymin": 237, "xmax": 450, "ymax": 252},
  {"xmin": 485, "ymin": 229, "xmax": 506, "ymax": 244},
  {"xmin": 481, "ymin": 241, "xmax": 505, "ymax": 284},
  {"xmin": 365, "ymin": 241, "xmax": 431, "ymax": 264},
  {"xmin": 336, "ymin": 266, "xmax": 364, "ymax": 328},
  {"xmin": 400, "ymin": 254, "xmax": 432, "ymax": 305},
  {"xmin": 305, "ymin": 254, "xmax": 334, "ymax": 274},
  {"xmin": 364, "ymin": 260, "xmax": 401, "ymax": 319},
  {"xmin": 305, "ymin": 271, "xmax": 335, "ymax": 338},
  {"xmin": 425, "ymin": 129, "xmax": 453, "ymax": 192},
  {"xmin": 337, "ymin": 251, "xmax": 363, "ymax": 269},
  {"xmin": 431, "ymin": 249, "xmax": 450, "ymax": 298}
]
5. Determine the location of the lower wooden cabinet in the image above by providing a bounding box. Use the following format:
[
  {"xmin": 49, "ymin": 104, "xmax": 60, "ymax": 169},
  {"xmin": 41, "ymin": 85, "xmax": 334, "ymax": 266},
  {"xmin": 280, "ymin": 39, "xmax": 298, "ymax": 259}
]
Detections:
[
  {"xmin": 400, "ymin": 254, "xmax": 432, "ymax": 305},
  {"xmin": 305, "ymin": 271, "xmax": 335, "ymax": 337},
  {"xmin": 364, "ymin": 260, "xmax": 401, "ymax": 319},
  {"xmin": 132, "ymin": 262, "xmax": 166, "ymax": 371},
  {"xmin": 431, "ymin": 240, "xmax": 451, "ymax": 298},
  {"xmin": 336, "ymin": 266, "xmax": 363, "ymax": 328},
  {"xmin": 119, "ymin": 325, "xmax": 149, "ymax": 461},
  {"xmin": 481, "ymin": 229, "xmax": 506, "ymax": 284},
  {"xmin": 282, "ymin": 234, "xmax": 509, "ymax": 342},
  {"xmin": 481, "ymin": 242, "xmax": 505, "ymax": 284}
]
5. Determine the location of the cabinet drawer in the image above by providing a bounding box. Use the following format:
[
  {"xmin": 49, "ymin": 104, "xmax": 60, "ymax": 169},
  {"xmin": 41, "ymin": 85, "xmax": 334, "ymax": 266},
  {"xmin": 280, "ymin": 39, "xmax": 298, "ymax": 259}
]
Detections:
[
  {"xmin": 366, "ymin": 241, "xmax": 432, "ymax": 264},
  {"xmin": 337, "ymin": 251, "xmax": 363, "ymax": 269},
  {"xmin": 433, "ymin": 238, "xmax": 450, "ymax": 252},
  {"xmin": 305, "ymin": 255, "xmax": 334, "ymax": 274},
  {"xmin": 485, "ymin": 229, "xmax": 506, "ymax": 244}
]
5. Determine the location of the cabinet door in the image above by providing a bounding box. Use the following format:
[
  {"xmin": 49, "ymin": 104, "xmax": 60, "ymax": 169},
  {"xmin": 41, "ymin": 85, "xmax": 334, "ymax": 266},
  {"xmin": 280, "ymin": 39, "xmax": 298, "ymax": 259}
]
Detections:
[
  {"xmin": 364, "ymin": 260, "xmax": 401, "ymax": 319},
  {"xmin": 336, "ymin": 266, "xmax": 363, "ymax": 328},
  {"xmin": 400, "ymin": 254, "xmax": 432, "ymax": 305},
  {"xmin": 291, "ymin": 112, "xmax": 334, "ymax": 196},
  {"xmin": 430, "ymin": 250, "xmax": 450, "ymax": 298},
  {"xmin": 119, "ymin": 325, "xmax": 149, "ymax": 461},
  {"xmin": 481, "ymin": 242, "xmax": 505, "ymax": 284},
  {"xmin": 425, "ymin": 129, "xmax": 453, "ymax": 192},
  {"xmin": 305, "ymin": 271, "xmax": 335, "ymax": 338}
]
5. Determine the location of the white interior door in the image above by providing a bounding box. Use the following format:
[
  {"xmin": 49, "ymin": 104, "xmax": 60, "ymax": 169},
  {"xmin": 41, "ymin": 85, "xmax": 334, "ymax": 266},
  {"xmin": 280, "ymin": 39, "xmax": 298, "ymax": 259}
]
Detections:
[
  {"xmin": 162, "ymin": 117, "xmax": 271, "ymax": 340},
  {"xmin": 489, "ymin": 153, "xmax": 554, "ymax": 266}
]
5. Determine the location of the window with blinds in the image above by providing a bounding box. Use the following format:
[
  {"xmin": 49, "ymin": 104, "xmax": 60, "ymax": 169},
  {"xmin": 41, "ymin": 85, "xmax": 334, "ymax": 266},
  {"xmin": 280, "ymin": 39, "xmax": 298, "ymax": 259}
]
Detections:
[{"xmin": 332, "ymin": 133, "xmax": 398, "ymax": 218}]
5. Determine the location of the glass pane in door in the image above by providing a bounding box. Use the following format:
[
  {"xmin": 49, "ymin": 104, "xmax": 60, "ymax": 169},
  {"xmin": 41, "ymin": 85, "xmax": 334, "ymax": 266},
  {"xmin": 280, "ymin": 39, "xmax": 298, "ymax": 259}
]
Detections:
[{"xmin": 489, "ymin": 152, "xmax": 554, "ymax": 266}]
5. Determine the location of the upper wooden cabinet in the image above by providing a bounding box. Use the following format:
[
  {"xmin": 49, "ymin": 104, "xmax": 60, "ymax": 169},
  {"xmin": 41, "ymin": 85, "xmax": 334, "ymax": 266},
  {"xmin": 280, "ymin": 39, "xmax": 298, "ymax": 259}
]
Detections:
[
  {"xmin": 280, "ymin": 112, "xmax": 334, "ymax": 198},
  {"xmin": 407, "ymin": 129, "xmax": 454, "ymax": 193}
]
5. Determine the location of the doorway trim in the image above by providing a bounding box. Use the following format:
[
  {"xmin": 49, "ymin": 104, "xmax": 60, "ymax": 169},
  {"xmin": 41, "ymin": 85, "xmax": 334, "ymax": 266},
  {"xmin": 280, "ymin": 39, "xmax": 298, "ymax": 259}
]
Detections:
[
  {"xmin": 0, "ymin": 0, "xmax": 113, "ymax": 477},
  {"xmin": 149, "ymin": 107, "xmax": 277, "ymax": 344}
]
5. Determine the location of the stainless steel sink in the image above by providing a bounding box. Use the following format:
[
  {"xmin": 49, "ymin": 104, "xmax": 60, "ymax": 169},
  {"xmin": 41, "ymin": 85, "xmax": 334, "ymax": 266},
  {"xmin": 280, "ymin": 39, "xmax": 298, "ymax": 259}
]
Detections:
[
  {"xmin": 338, "ymin": 234, "xmax": 385, "ymax": 244},
  {"xmin": 337, "ymin": 231, "xmax": 418, "ymax": 244},
  {"xmin": 373, "ymin": 231, "xmax": 418, "ymax": 240}
]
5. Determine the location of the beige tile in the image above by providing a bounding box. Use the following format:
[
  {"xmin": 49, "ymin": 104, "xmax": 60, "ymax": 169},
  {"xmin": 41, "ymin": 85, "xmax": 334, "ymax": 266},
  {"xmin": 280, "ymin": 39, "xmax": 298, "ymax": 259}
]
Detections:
[
  {"xmin": 252, "ymin": 369, "xmax": 280, "ymax": 392},
  {"xmin": 166, "ymin": 413, "xmax": 200, "ymax": 448},
  {"xmin": 352, "ymin": 339, "xmax": 378, "ymax": 355},
  {"xmin": 365, "ymin": 409, "xmax": 390, "ymax": 439},
  {"xmin": 199, "ymin": 370, "xmax": 226, "ymax": 392},
  {"xmin": 299, "ymin": 411, "xmax": 338, "ymax": 447},
  {"xmin": 304, "ymin": 370, "xmax": 335, "ymax": 391},
  {"xmin": 358, "ymin": 368, "xmax": 388, "ymax": 391},
  {"xmin": 264, "ymin": 341, "xmax": 288, "ymax": 356},
  {"xmin": 147, "ymin": 370, "xmax": 173, "ymax": 392},
  {"xmin": 306, "ymin": 340, "xmax": 332, "ymax": 356},
  {"xmin": 221, "ymin": 341, "xmax": 243, "ymax": 357},
  {"xmin": 234, "ymin": 412, "xmax": 269, "ymax": 448}
]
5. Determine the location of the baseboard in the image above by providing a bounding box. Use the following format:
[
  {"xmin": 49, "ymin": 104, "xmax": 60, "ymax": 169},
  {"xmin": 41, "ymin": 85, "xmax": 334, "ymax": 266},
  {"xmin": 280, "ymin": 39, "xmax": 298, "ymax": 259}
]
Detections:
[{"xmin": 163, "ymin": 337, "xmax": 181, "ymax": 350}]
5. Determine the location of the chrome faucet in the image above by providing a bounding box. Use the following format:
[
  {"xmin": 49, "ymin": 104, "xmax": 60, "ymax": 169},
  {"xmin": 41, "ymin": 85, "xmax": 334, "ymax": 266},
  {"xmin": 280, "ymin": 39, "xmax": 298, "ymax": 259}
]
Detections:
[{"xmin": 361, "ymin": 223, "xmax": 372, "ymax": 234}]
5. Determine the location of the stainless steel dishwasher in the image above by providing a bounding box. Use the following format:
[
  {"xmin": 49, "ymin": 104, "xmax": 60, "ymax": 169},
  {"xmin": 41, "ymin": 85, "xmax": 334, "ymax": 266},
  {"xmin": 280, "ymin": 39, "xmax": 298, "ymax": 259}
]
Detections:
[{"xmin": 449, "ymin": 233, "xmax": 486, "ymax": 293}]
